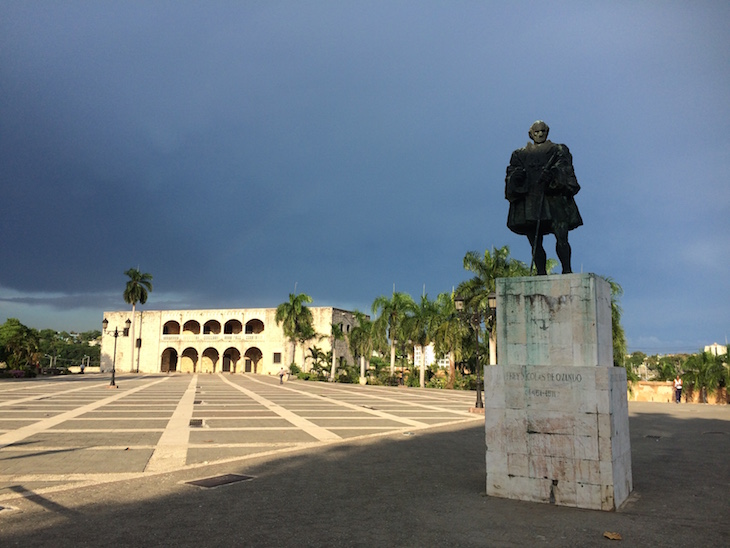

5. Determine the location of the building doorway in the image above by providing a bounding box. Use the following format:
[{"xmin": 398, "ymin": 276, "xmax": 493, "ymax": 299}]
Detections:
[
  {"xmin": 244, "ymin": 347, "xmax": 262, "ymax": 373},
  {"xmin": 161, "ymin": 348, "xmax": 178, "ymax": 372}
]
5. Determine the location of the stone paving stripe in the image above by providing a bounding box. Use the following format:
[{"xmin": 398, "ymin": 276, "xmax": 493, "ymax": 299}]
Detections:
[
  {"xmin": 144, "ymin": 375, "xmax": 198, "ymax": 473},
  {"xmin": 307, "ymin": 383, "xmax": 478, "ymax": 417},
  {"xmin": 42, "ymin": 429, "xmax": 163, "ymax": 433},
  {"xmin": 192, "ymin": 427, "xmax": 299, "ymax": 431},
  {"xmin": 244, "ymin": 376, "xmax": 432, "ymax": 428},
  {"xmin": 0, "ymin": 382, "xmax": 115, "ymax": 408},
  {"xmin": 0, "ymin": 377, "xmax": 170, "ymax": 449},
  {"xmin": 218, "ymin": 375, "xmax": 342, "ymax": 442}
]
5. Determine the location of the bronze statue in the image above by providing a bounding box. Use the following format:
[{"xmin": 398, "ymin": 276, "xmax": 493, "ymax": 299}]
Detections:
[{"xmin": 505, "ymin": 121, "xmax": 582, "ymax": 275}]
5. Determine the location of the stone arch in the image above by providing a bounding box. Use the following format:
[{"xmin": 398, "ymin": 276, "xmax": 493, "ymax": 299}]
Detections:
[
  {"xmin": 161, "ymin": 348, "xmax": 178, "ymax": 372},
  {"xmin": 244, "ymin": 347, "xmax": 263, "ymax": 373},
  {"xmin": 181, "ymin": 347, "xmax": 198, "ymax": 373},
  {"xmin": 201, "ymin": 348, "xmax": 219, "ymax": 373},
  {"xmin": 245, "ymin": 319, "xmax": 264, "ymax": 334},
  {"xmin": 183, "ymin": 320, "xmax": 201, "ymax": 335},
  {"xmin": 224, "ymin": 320, "xmax": 243, "ymax": 334},
  {"xmin": 203, "ymin": 320, "xmax": 221, "ymax": 335},
  {"xmin": 163, "ymin": 321, "xmax": 180, "ymax": 335},
  {"xmin": 222, "ymin": 347, "xmax": 241, "ymax": 373}
]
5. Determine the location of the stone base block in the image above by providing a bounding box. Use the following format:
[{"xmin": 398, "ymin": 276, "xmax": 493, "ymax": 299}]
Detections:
[
  {"xmin": 485, "ymin": 364, "xmax": 632, "ymax": 510},
  {"xmin": 496, "ymin": 273, "xmax": 613, "ymax": 368}
]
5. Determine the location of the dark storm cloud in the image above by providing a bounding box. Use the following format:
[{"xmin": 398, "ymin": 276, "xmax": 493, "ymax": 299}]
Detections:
[{"xmin": 1, "ymin": 1, "xmax": 729, "ymax": 351}]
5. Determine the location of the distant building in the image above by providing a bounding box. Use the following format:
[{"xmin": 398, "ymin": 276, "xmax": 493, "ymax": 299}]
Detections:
[
  {"xmin": 704, "ymin": 343, "xmax": 728, "ymax": 357},
  {"xmin": 101, "ymin": 307, "xmax": 358, "ymax": 375},
  {"xmin": 413, "ymin": 344, "xmax": 450, "ymax": 369}
]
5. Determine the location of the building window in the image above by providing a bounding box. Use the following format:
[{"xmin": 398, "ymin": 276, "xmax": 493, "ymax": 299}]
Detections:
[{"xmin": 273, "ymin": 353, "xmax": 281, "ymax": 364}]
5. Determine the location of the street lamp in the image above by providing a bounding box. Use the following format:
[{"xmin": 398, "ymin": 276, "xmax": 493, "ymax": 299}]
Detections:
[
  {"xmin": 487, "ymin": 292, "xmax": 497, "ymax": 366},
  {"xmin": 102, "ymin": 318, "xmax": 130, "ymax": 388},
  {"xmin": 454, "ymin": 295, "xmax": 483, "ymax": 409}
]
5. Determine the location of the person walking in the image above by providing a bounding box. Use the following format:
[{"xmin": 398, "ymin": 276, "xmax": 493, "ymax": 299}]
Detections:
[
  {"xmin": 278, "ymin": 367, "xmax": 286, "ymax": 385},
  {"xmin": 673, "ymin": 374, "xmax": 683, "ymax": 403}
]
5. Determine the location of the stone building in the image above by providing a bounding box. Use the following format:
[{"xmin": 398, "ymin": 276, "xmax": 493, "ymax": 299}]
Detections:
[
  {"xmin": 100, "ymin": 307, "xmax": 358, "ymax": 375},
  {"xmin": 704, "ymin": 342, "xmax": 727, "ymax": 357}
]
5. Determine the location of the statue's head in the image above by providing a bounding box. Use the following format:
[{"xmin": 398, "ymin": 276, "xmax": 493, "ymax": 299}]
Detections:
[{"xmin": 528, "ymin": 120, "xmax": 549, "ymax": 144}]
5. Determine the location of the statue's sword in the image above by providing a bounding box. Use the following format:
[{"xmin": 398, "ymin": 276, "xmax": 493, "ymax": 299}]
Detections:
[{"xmin": 530, "ymin": 149, "xmax": 560, "ymax": 275}]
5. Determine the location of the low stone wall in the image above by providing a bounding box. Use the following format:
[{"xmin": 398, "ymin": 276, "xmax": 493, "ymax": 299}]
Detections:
[
  {"xmin": 68, "ymin": 366, "xmax": 101, "ymax": 374},
  {"xmin": 628, "ymin": 381, "xmax": 728, "ymax": 404}
]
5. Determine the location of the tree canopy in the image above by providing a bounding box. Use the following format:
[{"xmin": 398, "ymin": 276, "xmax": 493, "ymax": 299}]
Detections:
[{"xmin": 275, "ymin": 292, "xmax": 314, "ymax": 368}]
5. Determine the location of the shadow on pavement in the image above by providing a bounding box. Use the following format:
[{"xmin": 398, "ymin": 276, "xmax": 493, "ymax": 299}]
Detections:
[{"xmin": 1, "ymin": 404, "xmax": 728, "ymax": 547}]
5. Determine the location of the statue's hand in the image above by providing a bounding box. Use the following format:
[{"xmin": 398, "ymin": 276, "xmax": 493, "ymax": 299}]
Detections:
[
  {"xmin": 510, "ymin": 167, "xmax": 526, "ymax": 183},
  {"xmin": 538, "ymin": 168, "xmax": 553, "ymax": 187},
  {"xmin": 505, "ymin": 168, "xmax": 527, "ymax": 201}
]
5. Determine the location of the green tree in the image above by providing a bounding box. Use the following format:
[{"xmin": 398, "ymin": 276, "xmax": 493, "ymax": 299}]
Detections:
[
  {"xmin": 275, "ymin": 293, "xmax": 314, "ymax": 370},
  {"xmin": 35, "ymin": 328, "xmax": 100, "ymax": 370},
  {"xmin": 404, "ymin": 293, "xmax": 439, "ymax": 388},
  {"xmin": 372, "ymin": 291, "xmax": 417, "ymax": 376},
  {"xmin": 682, "ymin": 351, "xmax": 726, "ymax": 403},
  {"xmin": 458, "ymin": 246, "xmax": 532, "ymax": 365},
  {"xmin": 0, "ymin": 318, "xmax": 39, "ymax": 368},
  {"xmin": 329, "ymin": 322, "xmax": 345, "ymax": 380},
  {"xmin": 349, "ymin": 311, "xmax": 375, "ymax": 382},
  {"xmin": 79, "ymin": 330, "xmax": 102, "ymax": 343},
  {"xmin": 654, "ymin": 355, "xmax": 685, "ymax": 381},
  {"xmin": 601, "ymin": 277, "xmax": 633, "ymax": 381},
  {"xmin": 123, "ymin": 268, "xmax": 153, "ymax": 372},
  {"xmin": 433, "ymin": 292, "xmax": 467, "ymax": 389},
  {"xmin": 626, "ymin": 351, "xmax": 646, "ymax": 369},
  {"xmin": 305, "ymin": 345, "xmax": 328, "ymax": 378}
]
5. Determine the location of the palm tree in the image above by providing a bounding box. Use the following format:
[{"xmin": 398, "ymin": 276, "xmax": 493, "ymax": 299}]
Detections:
[
  {"xmin": 349, "ymin": 311, "xmax": 375, "ymax": 382},
  {"xmin": 682, "ymin": 351, "xmax": 725, "ymax": 403},
  {"xmin": 433, "ymin": 292, "xmax": 467, "ymax": 389},
  {"xmin": 460, "ymin": 246, "xmax": 530, "ymax": 307},
  {"xmin": 123, "ymin": 268, "xmax": 153, "ymax": 373},
  {"xmin": 275, "ymin": 293, "xmax": 314, "ymax": 369},
  {"xmin": 600, "ymin": 276, "xmax": 634, "ymax": 384},
  {"xmin": 306, "ymin": 345, "xmax": 328, "ymax": 378},
  {"xmin": 458, "ymin": 246, "xmax": 530, "ymax": 364},
  {"xmin": 372, "ymin": 292, "xmax": 417, "ymax": 376},
  {"xmin": 329, "ymin": 322, "xmax": 345, "ymax": 381},
  {"xmin": 405, "ymin": 294, "xmax": 439, "ymax": 388}
]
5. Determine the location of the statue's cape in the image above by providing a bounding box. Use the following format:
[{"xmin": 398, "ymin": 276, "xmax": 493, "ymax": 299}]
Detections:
[{"xmin": 505, "ymin": 141, "xmax": 583, "ymax": 235}]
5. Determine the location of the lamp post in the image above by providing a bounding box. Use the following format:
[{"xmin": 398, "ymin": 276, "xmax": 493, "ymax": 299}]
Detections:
[
  {"xmin": 487, "ymin": 292, "xmax": 497, "ymax": 366},
  {"xmin": 102, "ymin": 318, "xmax": 130, "ymax": 388},
  {"xmin": 455, "ymin": 295, "xmax": 483, "ymax": 409}
]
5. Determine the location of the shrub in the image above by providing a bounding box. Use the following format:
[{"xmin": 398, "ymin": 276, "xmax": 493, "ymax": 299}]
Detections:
[
  {"xmin": 329, "ymin": 360, "xmax": 356, "ymax": 384},
  {"xmin": 371, "ymin": 370, "xmax": 399, "ymax": 386},
  {"xmin": 426, "ymin": 376, "xmax": 447, "ymax": 389},
  {"xmin": 0, "ymin": 368, "xmax": 34, "ymax": 379},
  {"xmin": 404, "ymin": 368, "xmax": 420, "ymax": 387}
]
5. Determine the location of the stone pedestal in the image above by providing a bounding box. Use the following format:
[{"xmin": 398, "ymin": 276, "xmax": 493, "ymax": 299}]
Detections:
[{"xmin": 485, "ymin": 273, "xmax": 632, "ymax": 511}]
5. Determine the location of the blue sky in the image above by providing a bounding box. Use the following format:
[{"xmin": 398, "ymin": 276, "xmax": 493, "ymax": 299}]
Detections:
[{"xmin": 1, "ymin": 1, "xmax": 728, "ymax": 354}]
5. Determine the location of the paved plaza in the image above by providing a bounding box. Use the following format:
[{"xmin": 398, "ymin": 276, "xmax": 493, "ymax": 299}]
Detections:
[
  {"xmin": 0, "ymin": 373, "xmax": 729, "ymax": 547},
  {"xmin": 0, "ymin": 373, "xmax": 480, "ymax": 492}
]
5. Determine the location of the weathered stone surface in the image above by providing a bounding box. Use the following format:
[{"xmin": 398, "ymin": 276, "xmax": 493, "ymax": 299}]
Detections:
[
  {"xmin": 496, "ymin": 273, "xmax": 612, "ymax": 368},
  {"xmin": 486, "ymin": 274, "xmax": 632, "ymax": 511}
]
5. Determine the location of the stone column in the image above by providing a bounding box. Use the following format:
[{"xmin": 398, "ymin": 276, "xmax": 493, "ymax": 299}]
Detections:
[{"xmin": 485, "ymin": 273, "xmax": 632, "ymax": 511}]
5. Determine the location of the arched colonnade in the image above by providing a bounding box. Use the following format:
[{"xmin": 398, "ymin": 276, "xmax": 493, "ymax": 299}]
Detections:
[
  {"xmin": 160, "ymin": 346, "xmax": 263, "ymax": 374},
  {"xmin": 160, "ymin": 316, "xmax": 265, "ymax": 373}
]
